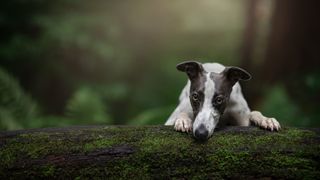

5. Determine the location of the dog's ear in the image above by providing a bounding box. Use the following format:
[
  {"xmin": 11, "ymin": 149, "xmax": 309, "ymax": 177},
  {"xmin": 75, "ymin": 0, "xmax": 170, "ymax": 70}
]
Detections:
[
  {"xmin": 223, "ymin": 66, "xmax": 251, "ymax": 83},
  {"xmin": 176, "ymin": 61, "xmax": 205, "ymax": 80}
]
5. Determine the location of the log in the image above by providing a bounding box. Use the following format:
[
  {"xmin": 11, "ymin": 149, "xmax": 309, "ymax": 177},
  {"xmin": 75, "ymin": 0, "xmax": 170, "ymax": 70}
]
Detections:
[{"xmin": 0, "ymin": 126, "xmax": 319, "ymax": 179}]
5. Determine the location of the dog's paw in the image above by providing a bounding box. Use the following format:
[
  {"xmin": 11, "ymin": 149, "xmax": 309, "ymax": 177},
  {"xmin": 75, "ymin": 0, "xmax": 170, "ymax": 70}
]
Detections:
[
  {"xmin": 174, "ymin": 117, "xmax": 192, "ymax": 132},
  {"xmin": 250, "ymin": 111, "xmax": 281, "ymax": 131},
  {"xmin": 259, "ymin": 117, "xmax": 281, "ymax": 131}
]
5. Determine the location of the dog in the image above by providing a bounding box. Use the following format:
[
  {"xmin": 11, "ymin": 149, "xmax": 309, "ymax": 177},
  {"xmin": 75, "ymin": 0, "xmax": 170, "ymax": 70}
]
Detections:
[{"xmin": 165, "ymin": 61, "xmax": 281, "ymax": 140}]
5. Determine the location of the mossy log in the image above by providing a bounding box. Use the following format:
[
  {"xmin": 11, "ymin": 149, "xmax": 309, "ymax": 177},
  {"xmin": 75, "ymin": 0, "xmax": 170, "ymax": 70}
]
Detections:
[{"xmin": 0, "ymin": 126, "xmax": 319, "ymax": 179}]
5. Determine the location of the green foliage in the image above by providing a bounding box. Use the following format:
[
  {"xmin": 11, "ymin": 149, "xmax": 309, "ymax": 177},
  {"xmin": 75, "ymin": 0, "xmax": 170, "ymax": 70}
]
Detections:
[
  {"xmin": 0, "ymin": 67, "xmax": 38, "ymax": 130},
  {"xmin": 261, "ymin": 85, "xmax": 299, "ymax": 126},
  {"xmin": 261, "ymin": 85, "xmax": 320, "ymax": 127},
  {"xmin": 0, "ymin": 0, "xmax": 246, "ymax": 128},
  {"xmin": 0, "ymin": 0, "xmax": 318, "ymax": 128},
  {"xmin": 130, "ymin": 106, "xmax": 174, "ymax": 125},
  {"xmin": 0, "ymin": 109, "xmax": 23, "ymax": 130},
  {"xmin": 65, "ymin": 87, "xmax": 112, "ymax": 125}
]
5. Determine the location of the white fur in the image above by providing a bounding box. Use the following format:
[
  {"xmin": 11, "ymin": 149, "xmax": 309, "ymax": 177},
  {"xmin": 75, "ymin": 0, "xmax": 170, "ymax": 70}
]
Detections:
[
  {"xmin": 174, "ymin": 112, "xmax": 192, "ymax": 132},
  {"xmin": 193, "ymin": 73, "xmax": 218, "ymax": 136},
  {"xmin": 250, "ymin": 111, "xmax": 281, "ymax": 131}
]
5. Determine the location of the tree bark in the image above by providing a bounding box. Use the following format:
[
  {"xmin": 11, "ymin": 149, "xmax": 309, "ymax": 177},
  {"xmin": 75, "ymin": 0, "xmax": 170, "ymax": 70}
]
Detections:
[
  {"xmin": 239, "ymin": 0, "xmax": 260, "ymax": 106},
  {"xmin": 261, "ymin": 0, "xmax": 320, "ymax": 111},
  {"xmin": 0, "ymin": 126, "xmax": 319, "ymax": 179},
  {"xmin": 263, "ymin": 0, "xmax": 320, "ymax": 84},
  {"xmin": 240, "ymin": 0, "xmax": 320, "ymax": 110}
]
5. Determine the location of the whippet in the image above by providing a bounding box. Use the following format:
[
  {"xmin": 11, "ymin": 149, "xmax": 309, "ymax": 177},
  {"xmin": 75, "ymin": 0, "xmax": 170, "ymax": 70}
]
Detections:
[{"xmin": 165, "ymin": 61, "xmax": 281, "ymax": 140}]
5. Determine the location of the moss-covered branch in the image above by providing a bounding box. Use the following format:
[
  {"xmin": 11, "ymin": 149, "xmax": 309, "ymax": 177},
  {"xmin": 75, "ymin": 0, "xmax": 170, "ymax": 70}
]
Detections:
[{"xmin": 0, "ymin": 126, "xmax": 319, "ymax": 179}]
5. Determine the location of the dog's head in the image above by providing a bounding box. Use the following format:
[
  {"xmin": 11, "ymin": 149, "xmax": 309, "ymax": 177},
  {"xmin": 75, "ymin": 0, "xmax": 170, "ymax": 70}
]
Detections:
[{"xmin": 177, "ymin": 61, "xmax": 251, "ymax": 140}]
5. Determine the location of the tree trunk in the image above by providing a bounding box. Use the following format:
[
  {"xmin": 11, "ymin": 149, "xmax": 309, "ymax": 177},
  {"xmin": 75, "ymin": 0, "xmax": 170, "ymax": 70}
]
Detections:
[
  {"xmin": 0, "ymin": 126, "xmax": 319, "ymax": 179},
  {"xmin": 259, "ymin": 0, "xmax": 320, "ymax": 116},
  {"xmin": 263, "ymin": 0, "xmax": 320, "ymax": 84},
  {"xmin": 239, "ymin": 0, "xmax": 260, "ymax": 106},
  {"xmin": 240, "ymin": 0, "xmax": 320, "ymax": 110}
]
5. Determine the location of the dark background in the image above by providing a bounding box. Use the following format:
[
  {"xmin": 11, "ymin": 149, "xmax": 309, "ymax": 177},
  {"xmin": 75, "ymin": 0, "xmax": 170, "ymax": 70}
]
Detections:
[{"xmin": 0, "ymin": 0, "xmax": 319, "ymax": 130}]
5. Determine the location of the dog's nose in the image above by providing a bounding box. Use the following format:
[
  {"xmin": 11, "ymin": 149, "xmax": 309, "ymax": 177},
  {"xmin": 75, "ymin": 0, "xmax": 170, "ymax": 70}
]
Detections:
[{"xmin": 194, "ymin": 124, "xmax": 208, "ymax": 141}]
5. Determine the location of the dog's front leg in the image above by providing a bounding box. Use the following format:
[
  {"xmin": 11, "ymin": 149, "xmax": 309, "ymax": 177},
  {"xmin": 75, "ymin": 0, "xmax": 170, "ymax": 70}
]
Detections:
[
  {"xmin": 174, "ymin": 112, "xmax": 193, "ymax": 132},
  {"xmin": 227, "ymin": 84, "xmax": 281, "ymax": 131},
  {"xmin": 250, "ymin": 111, "xmax": 281, "ymax": 131},
  {"xmin": 165, "ymin": 96, "xmax": 193, "ymax": 132}
]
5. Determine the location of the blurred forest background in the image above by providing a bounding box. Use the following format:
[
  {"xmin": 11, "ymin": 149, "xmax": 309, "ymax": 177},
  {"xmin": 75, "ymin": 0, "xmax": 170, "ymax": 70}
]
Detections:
[{"xmin": 0, "ymin": 0, "xmax": 319, "ymax": 130}]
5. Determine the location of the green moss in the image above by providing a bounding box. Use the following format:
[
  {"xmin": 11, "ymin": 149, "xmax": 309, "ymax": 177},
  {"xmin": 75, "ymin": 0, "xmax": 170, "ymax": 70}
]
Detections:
[
  {"xmin": 0, "ymin": 133, "xmax": 54, "ymax": 175},
  {"xmin": 285, "ymin": 128, "xmax": 316, "ymax": 137},
  {"xmin": 15, "ymin": 133, "xmax": 63, "ymax": 157},
  {"xmin": 264, "ymin": 153, "xmax": 314, "ymax": 169},
  {"xmin": 0, "ymin": 145, "xmax": 17, "ymax": 168},
  {"xmin": 210, "ymin": 134, "xmax": 248, "ymax": 148},
  {"xmin": 83, "ymin": 138, "xmax": 116, "ymax": 152},
  {"xmin": 255, "ymin": 151, "xmax": 320, "ymax": 179},
  {"xmin": 1, "ymin": 126, "xmax": 319, "ymax": 179},
  {"xmin": 140, "ymin": 132, "xmax": 191, "ymax": 152},
  {"xmin": 41, "ymin": 165, "xmax": 56, "ymax": 177},
  {"xmin": 0, "ymin": 131, "xmax": 83, "ymax": 168}
]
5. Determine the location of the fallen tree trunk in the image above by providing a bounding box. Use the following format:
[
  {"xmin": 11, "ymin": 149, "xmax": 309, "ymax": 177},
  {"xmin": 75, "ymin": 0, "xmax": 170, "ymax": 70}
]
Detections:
[{"xmin": 0, "ymin": 126, "xmax": 319, "ymax": 179}]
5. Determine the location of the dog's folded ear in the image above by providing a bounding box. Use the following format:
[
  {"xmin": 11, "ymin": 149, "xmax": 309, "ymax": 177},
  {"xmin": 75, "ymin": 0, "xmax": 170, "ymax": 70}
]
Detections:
[
  {"xmin": 223, "ymin": 66, "xmax": 252, "ymax": 83},
  {"xmin": 176, "ymin": 61, "xmax": 205, "ymax": 80}
]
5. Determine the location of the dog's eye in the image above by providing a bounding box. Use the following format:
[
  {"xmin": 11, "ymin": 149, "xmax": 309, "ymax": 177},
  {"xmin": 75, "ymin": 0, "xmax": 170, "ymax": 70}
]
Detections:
[
  {"xmin": 192, "ymin": 93, "xmax": 199, "ymax": 101},
  {"xmin": 215, "ymin": 96, "xmax": 224, "ymax": 105}
]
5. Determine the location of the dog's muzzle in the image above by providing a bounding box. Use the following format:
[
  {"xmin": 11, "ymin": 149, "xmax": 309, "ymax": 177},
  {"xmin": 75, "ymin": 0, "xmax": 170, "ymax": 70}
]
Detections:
[{"xmin": 194, "ymin": 124, "xmax": 208, "ymax": 141}]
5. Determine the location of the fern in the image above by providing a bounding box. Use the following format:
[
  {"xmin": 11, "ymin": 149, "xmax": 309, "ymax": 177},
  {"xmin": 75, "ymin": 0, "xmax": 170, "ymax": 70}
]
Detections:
[
  {"xmin": 65, "ymin": 87, "xmax": 112, "ymax": 125},
  {"xmin": 0, "ymin": 66, "xmax": 38, "ymax": 130}
]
